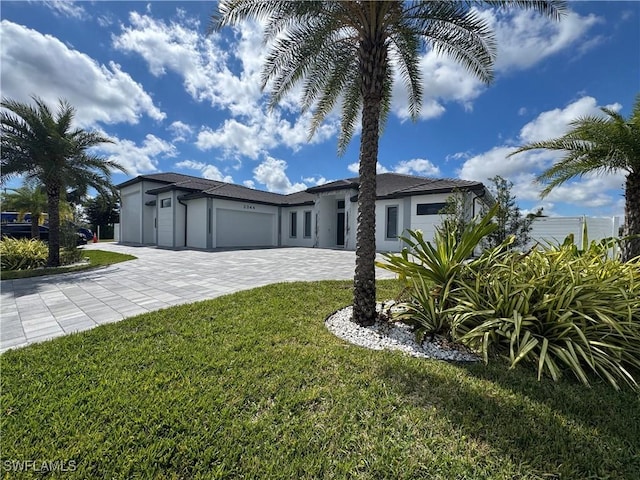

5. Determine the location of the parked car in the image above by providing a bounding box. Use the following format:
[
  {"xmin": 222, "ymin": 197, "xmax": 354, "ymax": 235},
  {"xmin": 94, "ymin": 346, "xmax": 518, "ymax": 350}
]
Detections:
[
  {"xmin": 1, "ymin": 223, "xmax": 87, "ymax": 245},
  {"xmin": 76, "ymin": 227, "xmax": 93, "ymax": 242}
]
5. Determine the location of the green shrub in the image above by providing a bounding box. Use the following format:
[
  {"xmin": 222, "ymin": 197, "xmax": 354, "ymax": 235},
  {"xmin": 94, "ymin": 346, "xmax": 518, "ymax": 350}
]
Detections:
[
  {"xmin": 380, "ymin": 208, "xmax": 640, "ymax": 390},
  {"xmin": 60, "ymin": 246, "xmax": 85, "ymax": 265},
  {"xmin": 0, "ymin": 237, "xmax": 48, "ymax": 270},
  {"xmin": 451, "ymin": 247, "xmax": 640, "ymax": 390},
  {"xmin": 379, "ymin": 205, "xmax": 504, "ymax": 335}
]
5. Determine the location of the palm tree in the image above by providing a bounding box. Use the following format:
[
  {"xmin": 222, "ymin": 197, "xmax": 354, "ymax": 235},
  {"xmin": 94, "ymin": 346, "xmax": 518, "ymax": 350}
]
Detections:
[
  {"xmin": 1, "ymin": 96, "xmax": 126, "ymax": 266},
  {"xmin": 214, "ymin": 1, "xmax": 566, "ymax": 326},
  {"xmin": 1, "ymin": 183, "xmax": 47, "ymax": 239},
  {"xmin": 510, "ymin": 95, "xmax": 640, "ymax": 261}
]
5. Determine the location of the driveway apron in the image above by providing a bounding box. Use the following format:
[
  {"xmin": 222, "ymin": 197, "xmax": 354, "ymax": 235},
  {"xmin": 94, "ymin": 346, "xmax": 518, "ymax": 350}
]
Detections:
[{"xmin": 0, "ymin": 243, "xmax": 396, "ymax": 352}]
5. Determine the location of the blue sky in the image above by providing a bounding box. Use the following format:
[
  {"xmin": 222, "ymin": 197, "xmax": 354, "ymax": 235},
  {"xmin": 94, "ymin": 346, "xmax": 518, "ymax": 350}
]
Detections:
[{"xmin": 1, "ymin": 1, "xmax": 638, "ymax": 217}]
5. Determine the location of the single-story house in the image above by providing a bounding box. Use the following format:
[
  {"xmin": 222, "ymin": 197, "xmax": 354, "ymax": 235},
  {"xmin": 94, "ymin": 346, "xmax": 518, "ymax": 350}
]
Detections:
[{"xmin": 117, "ymin": 172, "xmax": 491, "ymax": 252}]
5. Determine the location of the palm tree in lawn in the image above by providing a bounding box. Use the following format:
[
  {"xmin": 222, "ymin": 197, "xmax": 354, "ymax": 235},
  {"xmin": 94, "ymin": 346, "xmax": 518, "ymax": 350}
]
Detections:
[
  {"xmin": 1, "ymin": 183, "xmax": 47, "ymax": 239},
  {"xmin": 510, "ymin": 95, "xmax": 640, "ymax": 262},
  {"xmin": 214, "ymin": 1, "xmax": 566, "ymax": 326},
  {"xmin": 0, "ymin": 96, "xmax": 126, "ymax": 267}
]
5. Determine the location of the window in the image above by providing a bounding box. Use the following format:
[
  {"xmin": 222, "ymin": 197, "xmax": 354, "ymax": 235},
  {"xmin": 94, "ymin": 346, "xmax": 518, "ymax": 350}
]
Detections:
[
  {"xmin": 416, "ymin": 202, "xmax": 446, "ymax": 215},
  {"xmin": 160, "ymin": 198, "xmax": 172, "ymax": 208},
  {"xmin": 303, "ymin": 211, "xmax": 312, "ymax": 238},
  {"xmin": 337, "ymin": 200, "xmax": 345, "ymax": 209},
  {"xmin": 290, "ymin": 211, "xmax": 297, "ymax": 238},
  {"xmin": 386, "ymin": 205, "xmax": 398, "ymax": 239}
]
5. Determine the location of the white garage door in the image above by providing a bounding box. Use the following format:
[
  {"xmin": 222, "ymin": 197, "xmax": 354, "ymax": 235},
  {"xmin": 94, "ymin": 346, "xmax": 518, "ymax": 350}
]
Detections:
[{"xmin": 216, "ymin": 209, "xmax": 275, "ymax": 248}]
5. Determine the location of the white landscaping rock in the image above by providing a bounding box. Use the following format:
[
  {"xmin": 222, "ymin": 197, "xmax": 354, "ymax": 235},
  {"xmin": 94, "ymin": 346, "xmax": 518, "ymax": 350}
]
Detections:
[{"xmin": 325, "ymin": 303, "xmax": 480, "ymax": 362}]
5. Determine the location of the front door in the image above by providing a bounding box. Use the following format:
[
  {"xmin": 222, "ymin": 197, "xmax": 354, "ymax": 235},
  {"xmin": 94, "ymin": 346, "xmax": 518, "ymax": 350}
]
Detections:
[{"xmin": 337, "ymin": 211, "xmax": 345, "ymax": 246}]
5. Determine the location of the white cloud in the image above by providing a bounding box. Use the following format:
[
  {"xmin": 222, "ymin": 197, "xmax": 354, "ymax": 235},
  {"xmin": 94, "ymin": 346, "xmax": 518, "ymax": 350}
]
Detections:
[
  {"xmin": 520, "ymin": 96, "xmax": 620, "ymax": 143},
  {"xmin": 196, "ymin": 121, "xmax": 268, "ymax": 160},
  {"xmin": 347, "ymin": 158, "xmax": 439, "ymax": 177},
  {"xmin": 113, "ymin": 13, "xmax": 339, "ymax": 159},
  {"xmin": 195, "ymin": 112, "xmax": 338, "ymax": 160},
  {"xmin": 96, "ymin": 133, "xmax": 177, "ymax": 176},
  {"xmin": 347, "ymin": 162, "xmax": 390, "ymax": 175},
  {"xmin": 243, "ymin": 180, "xmax": 256, "ymax": 189},
  {"xmin": 457, "ymin": 96, "xmax": 627, "ymax": 215},
  {"xmin": 478, "ymin": 8, "xmax": 603, "ymax": 72},
  {"xmin": 393, "ymin": 158, "xmax": 440, "ymax": 176},
  {"xmin": 303, "ymin": 176, "xmax": 329, "ymax": 186},
  {"xmin": 113, "ymin": 12, "xmax": 228, "ymax": 105},
  {"xmin": 458, "ymin": 146, "xmax": 554, "ymax": 181},
  {"xmin": 0, "ymin": 21, "xmax": 165, "ymax": 128},
  {"xmin": 533, "ymin": 172, "xmax": 624, "ymax": 205},
  {"xmin": 391, "ymin": 50, "xmax": 484, "ymax": 121},
  {"xmin": 174, "ymin": 160, "xmax": 233, "ymax": 183},
  {"xmin": 97, "ymin": 14, "xmax": 115, "ymax": 28},
  {"xmin": 38, "ymin": 0, "xmax": 87, "ymax": 20},
  {"xmin": 391, "ymin": 7, "xmax": 601, "ymax": 121},
  {"xmin": 253, "ymin": 157, "xmax": 307, "ymax": 194},
  {"xmin": 168, "ymin": 121, "xmax": 194, "ymax": 143}
]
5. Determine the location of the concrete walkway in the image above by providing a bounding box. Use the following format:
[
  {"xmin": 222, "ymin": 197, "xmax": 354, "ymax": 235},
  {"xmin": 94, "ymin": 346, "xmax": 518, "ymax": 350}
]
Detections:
[{"xmin": 0, "ymin": 243, "xmax": 396, "ymax": 353}]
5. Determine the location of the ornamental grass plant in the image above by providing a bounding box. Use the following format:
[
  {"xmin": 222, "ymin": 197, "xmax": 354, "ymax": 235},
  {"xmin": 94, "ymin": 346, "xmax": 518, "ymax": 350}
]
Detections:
[{"xmin": 380, "ymin": 210, "xmax": 640, "ymax": 390}]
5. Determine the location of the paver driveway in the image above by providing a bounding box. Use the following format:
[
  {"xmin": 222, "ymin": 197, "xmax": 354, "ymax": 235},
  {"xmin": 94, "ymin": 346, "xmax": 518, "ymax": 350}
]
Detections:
[{"xmin": 0, "ymin": 243, "xmax": 396, "ymax": 353}]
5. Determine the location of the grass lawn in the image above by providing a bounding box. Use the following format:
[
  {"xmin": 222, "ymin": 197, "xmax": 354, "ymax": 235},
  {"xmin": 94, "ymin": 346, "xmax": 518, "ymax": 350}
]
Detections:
[
  {"xmin": 1, "ymin": 280, "xmax": 638, "ymax": 479},
  {"xmin": 0, "ymin": 249, "xmax": 136, "ymax": 280}
]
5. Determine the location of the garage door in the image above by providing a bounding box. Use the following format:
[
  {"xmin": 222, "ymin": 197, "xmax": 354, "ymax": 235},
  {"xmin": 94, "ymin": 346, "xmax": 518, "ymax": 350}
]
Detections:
[{"xmin": 216, "ymin": 209, "xmax": 275, "ymax": 248}]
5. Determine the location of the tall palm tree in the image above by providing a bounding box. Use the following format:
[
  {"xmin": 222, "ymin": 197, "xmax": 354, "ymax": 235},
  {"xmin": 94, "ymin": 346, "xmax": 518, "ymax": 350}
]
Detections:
[
  {"xmin": 1, "ymin": 183, "xmax": 47, "ymax": 239},
  {"xmin": 510, "ymin": 95, "xmax": 640, "ymax": 261},
  {"xmin": 1, "ymin": 96, "xmax": 126, "ymax": 266},
  {"xmin": 214, "ymin": 1, "xmax": 566, "ymax": 326}
]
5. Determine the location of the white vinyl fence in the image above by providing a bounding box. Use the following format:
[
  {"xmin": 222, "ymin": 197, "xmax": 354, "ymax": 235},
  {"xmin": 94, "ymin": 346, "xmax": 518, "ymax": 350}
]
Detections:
[{"xmin": 527, "ymin": 216, "xmax": 621, "ymax": 256}]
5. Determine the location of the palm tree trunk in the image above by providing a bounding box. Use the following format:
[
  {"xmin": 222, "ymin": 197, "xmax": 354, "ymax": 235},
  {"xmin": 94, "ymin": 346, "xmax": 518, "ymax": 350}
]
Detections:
[
  {"xmin": 353, "ymin": 32, "xmax": 387, "ymax": 327},
  {"xmin": 623, "ymin": 171, "xmax": 640, "ymax": 262},
  {"xmin": 354, "ymin": 100, "xmax": 380, "ymax": 326},
  {"xmin": 30, "ymin": 215, "xmax": 40, "ymax": 239},
  {"xmin": 46, "ymin": 185, "xmax": 61, "ymax": 267}
]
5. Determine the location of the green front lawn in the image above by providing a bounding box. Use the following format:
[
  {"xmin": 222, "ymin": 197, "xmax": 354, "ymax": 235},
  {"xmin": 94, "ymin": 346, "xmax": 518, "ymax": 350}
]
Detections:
[
  {"xmin": 0, "ymin": 249, "xmax": 136, "ymax": 280},
  {"xmin": 1, "ymin": 280, "xmax": 638, "ymax": 479}
]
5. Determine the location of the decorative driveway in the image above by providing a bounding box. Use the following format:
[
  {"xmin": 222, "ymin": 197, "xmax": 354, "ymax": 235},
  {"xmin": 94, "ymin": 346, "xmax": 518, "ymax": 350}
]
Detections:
[{"xmin": 0, "ymin": 243, "xmax": 396, "ymax": 353}]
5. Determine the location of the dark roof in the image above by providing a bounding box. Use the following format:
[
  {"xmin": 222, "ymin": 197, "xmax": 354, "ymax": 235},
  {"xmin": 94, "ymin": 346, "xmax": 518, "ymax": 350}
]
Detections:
[
  {"xmin": 306, "ymin": 178, "xmax": 357, "ymax": 193},
  {"xmin": 117, "ymin": 172, "xmax": 213, "ymax": 189},
  {"xmin": 146, "ymin": 177, "xmax": 225, "ymax": 195},
  {"xmin": 120, "ymin": 172, "xmax": 313, "ymax": 206},
  {"xmin": 117, "ymin": 172, "xmax": 485, "ymax": 206},
  {"xmin": 307, "ymin": 173, "xmax": 485, "ymax": 199},
  {"xmin": 189, "ymin": 182, "xmax": 314, "ymax": 206}
]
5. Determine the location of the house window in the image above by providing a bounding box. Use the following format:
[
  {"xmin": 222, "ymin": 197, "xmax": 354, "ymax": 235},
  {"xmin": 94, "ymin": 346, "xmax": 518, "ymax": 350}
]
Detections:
[
  {"xmin": 416, "ymin": 202, "xmax": 446, "ymax": 215},
  {"xmin": 386, "ymin": 205, "xmax": 398, "ymax": 239},
  {"xmin": 303, "ymin": 211, "xmax": 312, "ymax": 238},
  {"xmin": 337, "ymin": 200, "xmax": 345, "ymax": 209},
  {"xmin": 160, "ymin": 198, "xmax": 172, "ymax": 208},
  {"xmin": 290, "ymin": 212, "xmax": 297, "ymax": 238}
]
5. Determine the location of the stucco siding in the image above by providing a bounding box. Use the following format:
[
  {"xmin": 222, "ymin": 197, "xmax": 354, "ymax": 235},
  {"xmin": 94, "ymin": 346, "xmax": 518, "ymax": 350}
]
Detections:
[
  {"xmin": 120, "ymin": 184, "xmax": 142, "ymax": 244},
  {"xmin": 281, "ymin": 206, "xmax": 315, "ymax": 247},
  {"xmin": 157, "ymin": 192, "xmax": 174, "ymax": 247},
  {"xmin": 186, "ymin": 198, "xmax": 207, "ymax": 249},
  {"xmin": 409, "ymin": 193, "xmax": 452, "ymax": 244},
  {"xmin": 375, "ymin": 199, "xmax": 404, "ymax": 252}
]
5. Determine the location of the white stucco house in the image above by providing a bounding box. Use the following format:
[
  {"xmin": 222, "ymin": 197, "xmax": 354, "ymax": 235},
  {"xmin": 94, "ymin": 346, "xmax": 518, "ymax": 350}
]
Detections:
[{"xmin": 117, "ymin": 172, "xmax": 491, "ymax": 252}]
